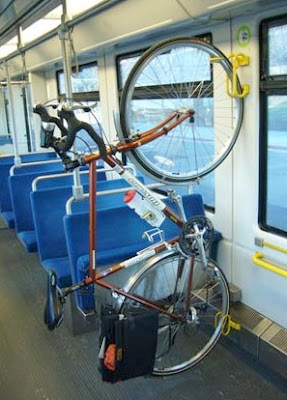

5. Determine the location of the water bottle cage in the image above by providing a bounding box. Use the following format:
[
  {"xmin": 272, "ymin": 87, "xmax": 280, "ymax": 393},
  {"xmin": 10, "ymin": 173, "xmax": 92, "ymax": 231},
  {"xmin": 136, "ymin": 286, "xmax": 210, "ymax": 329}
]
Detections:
[
  {"xmin": 142, "ymin": 228, "xmax": 165, "ymax": 243},
  {"xmin": 138, "ymin": 228, "xmax": 171, "ymax": 255}
]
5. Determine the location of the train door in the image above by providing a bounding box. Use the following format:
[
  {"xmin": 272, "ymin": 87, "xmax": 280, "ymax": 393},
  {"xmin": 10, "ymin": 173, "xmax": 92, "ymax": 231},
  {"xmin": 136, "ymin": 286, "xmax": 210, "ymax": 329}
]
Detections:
[{"xmin": 0, "ymin": 82, "xmax": 35, "ymax": 155}]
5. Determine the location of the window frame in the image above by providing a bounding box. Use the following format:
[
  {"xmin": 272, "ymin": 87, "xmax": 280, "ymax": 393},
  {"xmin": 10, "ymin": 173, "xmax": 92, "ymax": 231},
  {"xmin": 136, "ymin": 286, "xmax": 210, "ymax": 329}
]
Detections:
[
  {"xmin": 259, "ymin": 15, "xmax": 287, "ymax": 237},
  {"xmin": 56, "ymin": 61, "xmax": 100, "ymax": 102}
]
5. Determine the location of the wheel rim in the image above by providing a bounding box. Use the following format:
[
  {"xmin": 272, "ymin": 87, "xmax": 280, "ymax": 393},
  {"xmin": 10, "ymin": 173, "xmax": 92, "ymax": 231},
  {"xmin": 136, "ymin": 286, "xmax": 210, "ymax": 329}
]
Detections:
[
  {"xmin": 119, "ymin": 251, "xmax": 230, "ymax": 375},
  {"xmin": 120, "ymin": 38, "xmax": 243, "ymax": 184}
]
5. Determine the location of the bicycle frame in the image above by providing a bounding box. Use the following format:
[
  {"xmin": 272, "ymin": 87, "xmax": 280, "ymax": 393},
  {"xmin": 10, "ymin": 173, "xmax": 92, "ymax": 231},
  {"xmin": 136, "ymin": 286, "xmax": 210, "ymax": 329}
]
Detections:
[{"xmin": 69, "ymin": 109, "xmax": 196, "ymax": 322}]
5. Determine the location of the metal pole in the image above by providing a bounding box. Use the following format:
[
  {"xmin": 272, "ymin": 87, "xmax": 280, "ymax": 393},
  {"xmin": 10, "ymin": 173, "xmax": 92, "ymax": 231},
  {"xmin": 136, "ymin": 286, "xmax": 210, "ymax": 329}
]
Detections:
[
  {"xmin": 58, "ymin": 0, "xmax": 83, "ymax": 199},
  {"xmin": 5, "ymin": 62, "xmax": 21, "ymax": 165},
  {"xmin": 0, "ymin": 80, "xmax": 29, "ymax": 86}
]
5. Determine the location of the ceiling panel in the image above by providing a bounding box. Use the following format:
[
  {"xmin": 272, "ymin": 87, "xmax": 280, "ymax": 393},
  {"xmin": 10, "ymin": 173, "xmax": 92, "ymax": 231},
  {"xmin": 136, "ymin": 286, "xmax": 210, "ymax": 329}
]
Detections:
[{"xmin": 0, "ymin": 0, "xmax": 61, "ymax": 45}]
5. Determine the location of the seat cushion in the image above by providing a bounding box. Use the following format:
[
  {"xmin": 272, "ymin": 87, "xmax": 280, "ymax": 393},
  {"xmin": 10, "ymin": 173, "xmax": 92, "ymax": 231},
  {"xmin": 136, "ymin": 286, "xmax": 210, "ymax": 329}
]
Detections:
[
  {"xmin": 42, "ymin": 256, "xmax": 72, "ymax": 288},
  {"xmin": 1, "ymin": 211, "xmax": 15, "ymax": 229},
  {"xmin": 18, "ymin": 230, "xmax": 37, "ymax": 252},
  {"xmin": 77, "ymin": 243, "xmax": 146, "ymax": 274}
]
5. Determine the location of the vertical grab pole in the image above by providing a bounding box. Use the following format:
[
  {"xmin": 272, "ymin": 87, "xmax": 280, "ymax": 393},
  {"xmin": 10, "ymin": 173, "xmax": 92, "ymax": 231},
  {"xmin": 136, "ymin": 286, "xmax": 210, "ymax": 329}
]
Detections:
[
  {"xmin": 58, "ymin": 0, "xmax": 83, "ymax": 199},
  {"xmin": 89, "ymin": 160, "xmax": 97, "ymax": 280},
  {"xmin": 5, "ymin": 62, "xmax": 21, "ymax": 165}
]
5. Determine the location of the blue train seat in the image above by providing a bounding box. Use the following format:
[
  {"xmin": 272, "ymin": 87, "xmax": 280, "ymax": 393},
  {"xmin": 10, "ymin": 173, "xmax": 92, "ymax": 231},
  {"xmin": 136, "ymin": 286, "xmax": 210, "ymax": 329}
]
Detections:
[
  {"xmin": 8, "ymin": 167, "xmax": 105, "ymax": 251},
  {"xmin": 30, "ymin": 178, "xmax": 143, "ymax": 287},
  {"xmin": 8, "ymin": 169, "xmax": 65, "ymax": 251},
  {"xmin": 0, "ymin": 153, "xmax": 58, "ymax": 228},
  {"xmin": 63, "ymin": 193, "xmax": 221, "ymax": 312},
  {"xmin": 0, "ymin": 163, "xmax": 15, "ymax": 228}
]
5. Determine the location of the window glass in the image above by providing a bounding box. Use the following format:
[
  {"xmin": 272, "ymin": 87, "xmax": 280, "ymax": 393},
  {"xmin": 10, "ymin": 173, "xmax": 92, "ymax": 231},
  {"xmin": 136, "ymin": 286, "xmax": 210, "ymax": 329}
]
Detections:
[
  {"xmin": 118, "ymin": 55, "xmax": 140, "ymax": 87},
  {"xmin": 56, "ymin": 63, "xmax": 101, "ymax": 153},
  {"xmin": 57, "ymin": 63, "xmax": 99, "ymax": 95},
  {"xmin": 260, "ymin": 17, "xmax": 287, "ymax": 235},
  {"xmin": 268, "ymin": 25, "xmax": 287, "ymax": 76},
  {"xmin": 132, "ymin": 50, "xmax": 210, "ymax": 87},
  {"xmin": 265, "ymin": 95, "xmax": 287, "ymax": 231}
]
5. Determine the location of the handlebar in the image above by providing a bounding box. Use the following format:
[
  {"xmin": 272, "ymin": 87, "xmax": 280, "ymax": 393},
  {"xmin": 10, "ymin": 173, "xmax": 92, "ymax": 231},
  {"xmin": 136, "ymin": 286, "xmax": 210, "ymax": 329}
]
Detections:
[
  {"xmin": 33, "ymin": 103, "xmax": 107, "ymax": 171},
  {"xmin": 33, "ymin": 104, "xmax": 68, "ymax": 138},
  {"xmin": 57, "ymin": 107, "xmax": 106, "ymax": 157}
]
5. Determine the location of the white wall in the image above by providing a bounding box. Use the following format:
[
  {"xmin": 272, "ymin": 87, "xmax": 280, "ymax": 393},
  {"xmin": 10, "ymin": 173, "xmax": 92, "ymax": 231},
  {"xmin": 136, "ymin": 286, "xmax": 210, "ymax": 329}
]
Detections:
[{"xmin": 213, "ymin": 12, "xmax": 287, "ymax": 328}]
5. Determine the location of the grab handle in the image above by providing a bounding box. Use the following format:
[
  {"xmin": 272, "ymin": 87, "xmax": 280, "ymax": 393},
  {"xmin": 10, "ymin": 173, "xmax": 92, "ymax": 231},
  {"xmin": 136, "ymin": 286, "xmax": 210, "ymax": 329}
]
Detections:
[{"xmin": 226, "ymin": 53, "xmax": 250, "ymax": 98}]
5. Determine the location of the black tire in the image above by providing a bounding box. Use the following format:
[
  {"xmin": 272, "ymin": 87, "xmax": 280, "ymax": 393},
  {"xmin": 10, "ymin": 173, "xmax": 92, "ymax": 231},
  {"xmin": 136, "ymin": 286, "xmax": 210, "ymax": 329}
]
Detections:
[{"xmin": 118, "ymin": 250, "xmax": 230, "ymax": 375}]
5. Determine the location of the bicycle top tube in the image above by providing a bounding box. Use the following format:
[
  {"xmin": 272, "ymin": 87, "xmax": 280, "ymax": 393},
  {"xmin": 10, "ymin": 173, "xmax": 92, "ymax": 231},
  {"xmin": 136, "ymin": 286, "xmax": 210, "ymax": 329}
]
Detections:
[{"xmin": 33, "ymin": 103, "xmax": 193, "ymax": 172}]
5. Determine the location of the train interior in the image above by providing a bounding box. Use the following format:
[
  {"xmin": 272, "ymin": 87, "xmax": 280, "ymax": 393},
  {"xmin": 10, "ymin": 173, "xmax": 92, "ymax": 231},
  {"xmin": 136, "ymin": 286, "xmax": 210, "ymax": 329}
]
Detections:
[{"xmin": 0, "ymin": 0, "xmax": 286, "ymax": 399}]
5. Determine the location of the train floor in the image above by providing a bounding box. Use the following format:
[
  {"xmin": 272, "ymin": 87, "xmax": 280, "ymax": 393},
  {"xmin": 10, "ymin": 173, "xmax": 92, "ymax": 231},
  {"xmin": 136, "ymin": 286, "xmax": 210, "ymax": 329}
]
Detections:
[{"xmin": 0, "ymin": 219, "xmax": 286, "ymax": 400}]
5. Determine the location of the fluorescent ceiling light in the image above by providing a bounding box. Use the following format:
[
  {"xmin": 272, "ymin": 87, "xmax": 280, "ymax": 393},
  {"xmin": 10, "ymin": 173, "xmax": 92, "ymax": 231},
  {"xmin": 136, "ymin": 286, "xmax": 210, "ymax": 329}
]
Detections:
[
  {"xmin": 66, "ymin": 0, "xmax": 107, "ymax": 17},
  {"xmin": 0, "ymin": 1, "xmax": 109, "ymax": 57},
  {"xmin": 22, "ymin": 6, "xmax": 62, "ymax": 45},
  {"xmin": 0, "ymin": 36, "xmax": 17, "ymax": 58},
  {"xmin": 208, "ymin": 0, "xmax": 236, "ymax": 9}
]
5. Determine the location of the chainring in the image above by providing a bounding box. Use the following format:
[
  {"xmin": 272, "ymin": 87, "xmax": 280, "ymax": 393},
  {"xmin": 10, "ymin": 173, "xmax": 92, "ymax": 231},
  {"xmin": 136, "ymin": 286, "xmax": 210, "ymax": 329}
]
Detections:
[{"xmin": 179, "ymin": 216, "xmax": 214, "ymax": 256}]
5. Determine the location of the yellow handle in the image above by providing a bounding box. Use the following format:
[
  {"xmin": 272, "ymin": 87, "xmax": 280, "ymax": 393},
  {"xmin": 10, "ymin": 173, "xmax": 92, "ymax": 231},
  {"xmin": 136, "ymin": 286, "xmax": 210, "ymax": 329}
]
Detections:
[
  {"xmin": 263, "ymin": 241, "xmax": 287, "ymax": 255},
  {"xmin": 252, "ymin": 251, "xmax": 287, "ymax": 278},
  {"xmin": 215, "ymin": 312, "xmax": 241, "ymax": 336},
  {"xmin": 226, "ymin": 53, "xmax": 250, "ymax": 98}
]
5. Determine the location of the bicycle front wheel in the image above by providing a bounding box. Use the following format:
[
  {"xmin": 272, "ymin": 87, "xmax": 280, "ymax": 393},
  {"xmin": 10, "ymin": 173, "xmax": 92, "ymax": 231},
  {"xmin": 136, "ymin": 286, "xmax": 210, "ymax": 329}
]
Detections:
[
  {"xmin": 120, "ymin": 37, "xmax": 243, "ymax": 184},
  {"xmin": 118, "ymin": 250, "xmax": 230, "ymax": 375}
]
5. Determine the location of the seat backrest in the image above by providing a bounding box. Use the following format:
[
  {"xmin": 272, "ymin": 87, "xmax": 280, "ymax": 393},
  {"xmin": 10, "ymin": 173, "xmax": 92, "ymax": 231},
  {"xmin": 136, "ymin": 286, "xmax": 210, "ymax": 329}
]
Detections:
[
  {"xmin": 0, "ymin": 163, "xmax": 13, "ymax": 213},
  {"xmin": 63, "ymin": 193, "xmax": 205, "ymax": 283},
  {"xmin": 12, "ymin": 160, "xmax": 63, "ymax": 175},
  {"xmin": 30, "ymin": 178, "xmax": 139, "ymax": 262},
  {"xmin": 64, "ymin": 206, "xmax": 150, "ymax": 281},
  {"xmin": 9, "ymin": 170, "xmax": 65, "ymax": 233},
  {"xmin": 34, "ymin": 167, "xmax": 106, "ymax": 191},
  {"xmin": 0, "ymin": 153, "xmax": 58, "ymax": 212},
  {"xmin": 69, "ymin": 176, "xmax": 145, "ymax": 214},
  {"xmin": 31, "ymin": 185, "xmax": 87, "ymax": 261},
  {"xmin": 0, "ymin": 152, "xmax": 57, "ymax": 165},
  {"xmin": 34, "ymin": 172, "xmax": 90, "ymax": 191}
]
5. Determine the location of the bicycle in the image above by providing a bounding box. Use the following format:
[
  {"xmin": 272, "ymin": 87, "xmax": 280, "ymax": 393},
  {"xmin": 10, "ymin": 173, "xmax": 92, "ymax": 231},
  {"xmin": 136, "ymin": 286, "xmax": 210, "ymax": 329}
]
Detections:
[{"xmin": 33, "ymin": 36, "xmax": 244, "ymax": 375}]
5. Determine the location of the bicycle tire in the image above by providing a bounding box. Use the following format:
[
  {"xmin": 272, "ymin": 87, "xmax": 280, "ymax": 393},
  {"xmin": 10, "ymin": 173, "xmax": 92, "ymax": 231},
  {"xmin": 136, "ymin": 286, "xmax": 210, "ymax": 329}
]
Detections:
[
  {"xmin": 119, "ymin": 37, "xmax": 243, "ymax": 184},
  {"xmin": 117, "ymin": 249, "xmax": 230, "ymax": 375}
]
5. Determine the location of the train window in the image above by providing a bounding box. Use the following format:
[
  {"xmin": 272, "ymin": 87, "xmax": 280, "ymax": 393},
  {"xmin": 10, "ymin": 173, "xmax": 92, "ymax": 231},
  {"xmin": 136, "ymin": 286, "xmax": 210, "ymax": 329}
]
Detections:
[
  {"xmin": 57, "ymin": 62, "xmax": 100, "ymax": 100},
  {"xmin": 259, "ymin": 16, "xmax": 287, "ymax": 236},
  {"xmin": 116, "ymin": 33, "xmax": 215, "ymax": 210},
  {"xmin": 56, "ymin": 62, "xmax": 102, "ymax": 152},
  {"xmin": 267, "ymin": 23, "xmax": 287, "ymax": 76}
]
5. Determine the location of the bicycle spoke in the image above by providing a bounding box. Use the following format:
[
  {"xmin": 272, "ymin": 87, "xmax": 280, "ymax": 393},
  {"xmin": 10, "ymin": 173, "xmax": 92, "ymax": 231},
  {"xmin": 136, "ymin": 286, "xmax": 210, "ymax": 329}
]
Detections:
[
  {"xmin": 120, "ymin": 251, "xmax": 229, "ymax": 375},
  {"xmin": 120, "ymin": 37, "xmax": 243, "ymax": 183}
]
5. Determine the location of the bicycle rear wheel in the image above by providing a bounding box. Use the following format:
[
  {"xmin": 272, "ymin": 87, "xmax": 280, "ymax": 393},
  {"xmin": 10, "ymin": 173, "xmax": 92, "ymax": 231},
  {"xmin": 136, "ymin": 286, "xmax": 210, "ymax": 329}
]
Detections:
[
  {"xmin": 120, "ymin": 37, "xmax": 243, "ymax": 184},
  {"xmin": 118, "ymin": 250, "xmax": 230, "ymax": 375}
]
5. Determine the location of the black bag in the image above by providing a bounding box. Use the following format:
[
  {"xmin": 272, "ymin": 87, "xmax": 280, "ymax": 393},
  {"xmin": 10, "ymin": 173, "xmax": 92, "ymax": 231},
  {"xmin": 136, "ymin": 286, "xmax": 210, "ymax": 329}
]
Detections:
[{"xmin": 99, "ymin": 306, "xmax": 158, "ymax": 382}]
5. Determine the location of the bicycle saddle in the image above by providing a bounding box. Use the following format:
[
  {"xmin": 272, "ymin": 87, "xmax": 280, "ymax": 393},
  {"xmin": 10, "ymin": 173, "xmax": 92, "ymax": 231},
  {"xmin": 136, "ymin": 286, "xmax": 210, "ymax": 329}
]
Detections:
[{"xmin": 44, "ymin": 269, "xmax": 64, "ymax": 330}]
